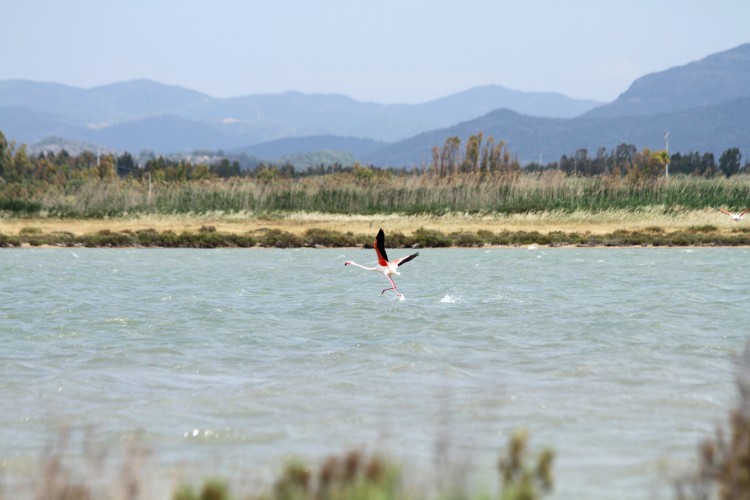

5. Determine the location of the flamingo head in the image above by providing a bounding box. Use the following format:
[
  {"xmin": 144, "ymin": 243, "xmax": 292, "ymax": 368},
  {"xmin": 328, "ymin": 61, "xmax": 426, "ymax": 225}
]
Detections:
[{"xmin": 344, "ymin": 261, "xmax": 352, "ymax": 266}]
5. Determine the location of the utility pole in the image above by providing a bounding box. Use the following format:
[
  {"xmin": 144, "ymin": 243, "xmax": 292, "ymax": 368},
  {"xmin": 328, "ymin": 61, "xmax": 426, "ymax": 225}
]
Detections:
[{"xmin": 664, "ymin": 130, "xmax": 670, "ymax": 178}]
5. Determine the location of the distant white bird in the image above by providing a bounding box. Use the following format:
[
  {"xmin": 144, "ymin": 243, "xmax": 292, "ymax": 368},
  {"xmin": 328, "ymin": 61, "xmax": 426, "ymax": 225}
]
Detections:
[
  {"xmin": 344, "ymin": 228, "xmax": 419, "ymax": 297},
  {"xmin": 715, "ymin": 207, "xmax": 750, "ymax": 221}
]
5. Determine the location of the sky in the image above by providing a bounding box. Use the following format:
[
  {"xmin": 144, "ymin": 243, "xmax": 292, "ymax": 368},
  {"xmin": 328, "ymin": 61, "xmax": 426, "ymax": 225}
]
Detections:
[{"xmin": 3, "ymin": 0, "xmax": 749, "ymax": 104}]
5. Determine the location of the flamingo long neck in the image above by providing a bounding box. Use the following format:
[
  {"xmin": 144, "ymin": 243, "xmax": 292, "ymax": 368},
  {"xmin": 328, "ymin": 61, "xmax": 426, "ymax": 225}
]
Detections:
[{"xmin": 346, "ymin": 261, "xmax": 377, "ymax": 271}]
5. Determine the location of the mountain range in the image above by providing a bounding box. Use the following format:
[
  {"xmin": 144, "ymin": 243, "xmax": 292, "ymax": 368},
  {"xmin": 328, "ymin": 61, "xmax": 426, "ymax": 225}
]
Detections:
[
  {"xmin": 0, "ymin": 80, "xmax": 599, "ymax": 156},
  {"xmin": 365, "ymin": 43, "xmax": 750, "ymax": 166},
  {"xmin": 0, "ymin": 42, "xmax": 748, "ymax": 166}
]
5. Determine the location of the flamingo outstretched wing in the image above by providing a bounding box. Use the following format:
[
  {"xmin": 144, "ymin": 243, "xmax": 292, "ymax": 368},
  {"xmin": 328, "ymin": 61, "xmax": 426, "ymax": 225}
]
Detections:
[
  {"xmin": 716, "ymin": 208, "xmax": 734, "ymax": 216},
  {"xmin": 740, "ymin": 208, "xmax": 750, "ymax": 217},
  {"xmin": 374, "ymin": 228, "xmax": 389, "ymax": 266},
  {"xmin": 395, "ymin": 252, "xmax": 419, "ymax": 266}
]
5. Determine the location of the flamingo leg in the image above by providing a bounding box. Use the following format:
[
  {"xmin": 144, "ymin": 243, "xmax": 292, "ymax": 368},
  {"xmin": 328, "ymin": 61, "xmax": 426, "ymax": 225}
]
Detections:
[{"xmin": 381, "ymin": 275, "xmax": 400, "ymax": 296}]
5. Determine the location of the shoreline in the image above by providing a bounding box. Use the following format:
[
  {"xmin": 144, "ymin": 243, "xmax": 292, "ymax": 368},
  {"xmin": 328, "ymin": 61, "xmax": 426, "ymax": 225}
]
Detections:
[
  {"xmin": 2, "ymin": 211, "xmax": 749, "ymax": 248},
  {"xmin": 0, "ymin": 208, "xmax": 746, "ymax": 235}
]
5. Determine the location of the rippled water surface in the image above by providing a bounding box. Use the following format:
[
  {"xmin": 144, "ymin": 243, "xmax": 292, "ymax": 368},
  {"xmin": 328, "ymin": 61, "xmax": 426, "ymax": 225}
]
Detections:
[{"xmin": 1, "ymin": 247, "xmax": 748, "ymax": 498}]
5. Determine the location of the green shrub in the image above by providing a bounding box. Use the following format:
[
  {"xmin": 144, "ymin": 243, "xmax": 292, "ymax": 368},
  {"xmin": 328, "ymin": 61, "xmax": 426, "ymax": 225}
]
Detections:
[
  {"xmin": 304, "ymin": 228, "xmax": 360, "ymax": 247},
  {"xmin": 256, "ymin": 229, "xmax": 303, "ymax": 248},
  {"xmin": 0, "ymin": 233, "xmax": 22, "ymax": 247},
  {"xmin": 173, "ymin": 478, "xmax": 230, "ymax": 500},
  {"xmin": 452, "ymin": 231, "xmax": 485, "ymax": 247},
  {"xmin": 0, "ymin": 199, "xmax": 42, "ymax": 214},
  {"xmin": 412, "ymin": 227, "xmax": 452, "ymax": 247},
  {"xmin": 379, "ymin": 230, "xmax": 411, "ymax": 249}
]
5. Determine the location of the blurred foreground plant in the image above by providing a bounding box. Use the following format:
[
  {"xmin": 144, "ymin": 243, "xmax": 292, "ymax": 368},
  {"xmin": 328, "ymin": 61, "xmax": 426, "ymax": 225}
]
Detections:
[
  {"xmin": 498, "ymin": 430, "xmax": 554, "ymax": 500},
  {"xmin": 676, "ymin": 341, "xmax": 750, "ymax": 500},
  {"xmin": 268, "ymin": 450, "xmax": 399, "ymax": 500}
]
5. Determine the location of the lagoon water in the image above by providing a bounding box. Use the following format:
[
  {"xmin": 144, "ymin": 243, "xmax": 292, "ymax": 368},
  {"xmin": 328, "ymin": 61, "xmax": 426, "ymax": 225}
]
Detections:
[{"xmin": 1, "ymin": 247, "xmax": 748, "ymax": 498}]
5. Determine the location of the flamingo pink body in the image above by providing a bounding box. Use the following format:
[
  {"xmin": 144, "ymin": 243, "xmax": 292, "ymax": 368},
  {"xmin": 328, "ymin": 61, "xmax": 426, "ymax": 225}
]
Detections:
[
  {"xmin": 716, "ymin": 207, "xmax": 750, "ymax": 221},
  {"xmin": 344, "ymin": 228, "xmax": 419, "ymax": 297}
]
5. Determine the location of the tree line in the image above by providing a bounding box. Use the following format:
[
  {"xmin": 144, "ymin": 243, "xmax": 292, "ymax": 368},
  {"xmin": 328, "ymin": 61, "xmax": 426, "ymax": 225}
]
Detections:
[
  {"xmin": 0, "ymin": 129, "xmax": 747, "ymax": 186},
  {"xmin": 430, "ymin": 133, "xmax": 746, "ymax": 179},
  {"xmin": 531, "ymin": 144, "xmax": 745, "ymax": 178}
]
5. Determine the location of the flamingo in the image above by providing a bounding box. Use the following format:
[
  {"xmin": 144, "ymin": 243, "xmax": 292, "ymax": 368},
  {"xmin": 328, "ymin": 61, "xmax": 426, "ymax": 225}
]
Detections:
[
  {"xmin": 344, "ymin": 228, "xmax": 419, "ymax": 297},
  {"xmin": 715, "ymin": 207, "xmax": 750, "ymax": 221}
]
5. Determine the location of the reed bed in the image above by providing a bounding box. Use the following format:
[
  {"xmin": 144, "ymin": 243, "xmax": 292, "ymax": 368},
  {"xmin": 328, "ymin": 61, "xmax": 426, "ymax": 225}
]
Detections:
[
  {"xmin": 3, "ymin": 173, "xmax": 750, "ymax": 218},
  {"xmin": 3, "ymin": 173, "xmax": 750, "ymax": 247}
]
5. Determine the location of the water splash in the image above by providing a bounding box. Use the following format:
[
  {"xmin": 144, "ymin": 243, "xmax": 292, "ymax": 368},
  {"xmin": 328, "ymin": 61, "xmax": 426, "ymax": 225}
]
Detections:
[{"xmin": 439, "ymin": 294, "xmax": 461, "ymax": 304}]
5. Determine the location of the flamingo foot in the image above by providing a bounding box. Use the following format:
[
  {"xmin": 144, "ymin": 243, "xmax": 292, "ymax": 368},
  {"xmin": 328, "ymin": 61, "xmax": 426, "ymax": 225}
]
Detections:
[{"xmin": 381, "ymin": 287, "xmax": 397, "ymax": 295}]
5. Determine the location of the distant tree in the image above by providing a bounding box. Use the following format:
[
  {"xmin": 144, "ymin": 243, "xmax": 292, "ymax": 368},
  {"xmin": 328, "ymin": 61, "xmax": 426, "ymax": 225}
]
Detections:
[
  {"xmin": 0, "ymin": 130, "xmax": 14, "ymax": 180},
  {"xmin": 80, "ymin": 151, "xmax": 98, "ymax": 169},
  {"xmin": 574, "ymin": 148, "xmax": 589, "ymax": 176},
  {"xmin": 211, "ymin": 159, "xmax": 241, "ymax": 178},
  {"xmin": 614, "ymin": 143, "xmax": 637, "ymax": 177},
  {"xmin": 12, "ymin": 144, "xmax": 33, "ymax": 181},
  {"xmin": 670, "ymin": 151, "xmax": 719, "ymax": 177},
  {"xmin": 560, "ymin": 148, "xmax": 589, "ymax": 176},
  {"xmin": 701, "ymin": 152, "xmax": 717, "ymax": 178},
  {"xmin": 480, "ymin": 136, "xmax": 495, "ymax": 173},
  {"xmin": 431, "ymin": 146, "xmax": 442, "ymax": 176},
  {"xmin": 627, "ymin": 148, "xmax": 668, "ymax": 182},
  {"xmin": 117, "ymin": 152, "xmax": 136, "ymax": 177},
  {"xmin": 431, "ymin": 134, "xmax": 517, "ymax": 177},
  {"xmin": 487, "ymin": 138, "xmax": 515, "ymax": 174},
  {"xmin": 35, "ymin": 156, "xmax": 58, "ymax": 183},
  {"xmin": 719, "ymin": 147, "xmax": 742, "ymax": 177},
  {"xmin": 669, "ymin": 152, "xmax": 691, "ymax": 175},
  {"xmin": 558, "ymin": 154, "xmax": 572, "ymax": 174},
  {"xmin": 442, "ymin": 136, "xmax": 461, "ymax": 175},
  {"xmin": 278, "ymin": 162, "xmax": 296, "ymax": 178},
  {"xmin": 254, "ymin": 164, "xmax": 279, "ymax": 183},
  {"xmin": 96, "ymin": 154, "xmax": 117, "ymax": 180},
  {"xmin": 463, "ymin": 133, "xmax": 482, "ymax": 173},
  {"xmin": 352, "ymin": 163, "xmax": 374, "ymax": 183},
  {"xmin": 54, "ymin": 149, "xmax": 71, "ymax": 167},
  {"xmin": 139, "ymin": 150, "xmax": 156, "ymax": 165},
  {"xmin": 191, "ymin": 163, "xmax": 211, "ymax": 180}
]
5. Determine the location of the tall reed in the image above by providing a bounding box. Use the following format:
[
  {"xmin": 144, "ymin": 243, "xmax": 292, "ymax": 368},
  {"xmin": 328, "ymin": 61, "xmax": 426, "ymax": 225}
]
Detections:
[{"xmin": 3, "ymin": 172, "xmax": 750, "ymax": 218}]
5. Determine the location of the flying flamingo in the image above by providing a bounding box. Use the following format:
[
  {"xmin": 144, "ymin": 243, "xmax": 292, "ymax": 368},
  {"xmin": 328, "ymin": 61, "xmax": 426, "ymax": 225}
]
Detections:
[
  {"xmin": 344, "ymin": 228, "xmax": 419, "ymax": 297},
  {"xmin": 715, "ymin": 207, "xmax": 750, "ymax": 221}
]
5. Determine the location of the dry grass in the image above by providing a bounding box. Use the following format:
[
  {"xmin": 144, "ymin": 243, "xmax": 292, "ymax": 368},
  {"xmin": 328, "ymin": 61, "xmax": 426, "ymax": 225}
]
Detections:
[{"xmin": 0, "ymin": 208, "xmax": 744, "ymax": 240}]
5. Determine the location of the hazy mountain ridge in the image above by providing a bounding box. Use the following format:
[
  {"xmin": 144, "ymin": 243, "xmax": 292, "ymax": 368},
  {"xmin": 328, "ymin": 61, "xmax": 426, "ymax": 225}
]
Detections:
[
  {"xmin": 367, "ymin": 43, "xmax": 750, "ymax": 165},
  {"xmin": 584, "ymin": 43, "xmax": 750, "ymax": 118},
  {"xmin": 365, "ymin": 97, "xmax": 750, "ymax": 166},
  {"xmin": 234, "ymin": 135, "xmax": 387, "ymax": 160},
  {"xmin": 0, "ymin": 79, "xmax": 601, "ymax": 155},
  {"xmin": 1, "ymin": 43, "xmax": 748, "ymax": 165}
]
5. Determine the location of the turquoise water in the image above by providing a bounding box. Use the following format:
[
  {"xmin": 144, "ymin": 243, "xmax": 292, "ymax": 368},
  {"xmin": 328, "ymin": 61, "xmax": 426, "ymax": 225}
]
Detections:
[{"xmin": 1, "ymin": 247, "xmax": 748, "ymax": 498}]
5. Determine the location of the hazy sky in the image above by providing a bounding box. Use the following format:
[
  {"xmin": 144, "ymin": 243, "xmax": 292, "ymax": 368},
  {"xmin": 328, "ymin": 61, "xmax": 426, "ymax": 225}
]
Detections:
[{"xmin": 4, "ymin": 0, "xmax": 748, "ymax": 104}]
